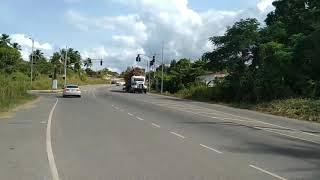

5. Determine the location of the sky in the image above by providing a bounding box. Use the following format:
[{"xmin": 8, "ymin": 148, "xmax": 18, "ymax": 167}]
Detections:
[{"xmin": 0, "ymin": 0, "xmax": 275, "ymax": 72}]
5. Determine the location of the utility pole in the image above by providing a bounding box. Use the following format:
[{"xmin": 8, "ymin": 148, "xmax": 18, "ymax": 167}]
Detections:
[
  {"xmin": 29, "ymin": 38, "xmax": 34, "ymax": 89},
  {"xmin": 149, "ymin": 60, "xmax": 151, "ymax": 92},
  {"xmin": 161, "ymin": 41, "xmax": 164, "ymax": 94},
  {"xmin": 64, "ymin": 46, "xmax": 68, "ymax": 86}
]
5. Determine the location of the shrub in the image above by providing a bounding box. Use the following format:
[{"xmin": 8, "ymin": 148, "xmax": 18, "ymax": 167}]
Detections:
[{"xmin": 0, "ymin": 72, "xmax": 32, "ymax": 112}]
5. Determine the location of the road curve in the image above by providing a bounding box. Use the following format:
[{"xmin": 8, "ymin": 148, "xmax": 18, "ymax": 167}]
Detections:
[{"xmin": 1, "ymin": 85, "xmax": 320, "ymax": 180}]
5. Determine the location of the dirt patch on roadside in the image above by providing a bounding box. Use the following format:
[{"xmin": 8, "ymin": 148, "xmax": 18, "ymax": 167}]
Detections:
[{"xmin": 0, "ymin": 97, "xmax": 41, "ymax": 120}]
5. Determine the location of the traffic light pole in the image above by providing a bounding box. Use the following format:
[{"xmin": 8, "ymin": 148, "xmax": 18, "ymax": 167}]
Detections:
[
  {"xmin": 29, "ymin": 38, "xmax": 34, "ymax": 89},
  {"xmin": 149, "ymin": 62, "xmax": 151, "ymax": 92},
  {"xmin": 161, "ymin": 42, "xmax": 164, "ymax": 94},
  {"xmin": 64, "ymin": 46, "xmax": 68, "ymax": 87},
  {"xmin": 136, "ymin": 54, "xmax": 154, "ymax": 92}
]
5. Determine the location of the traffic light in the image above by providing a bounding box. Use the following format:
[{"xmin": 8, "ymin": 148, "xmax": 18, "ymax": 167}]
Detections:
[
  {"xmin": 136, "ymin": 54, "xmax": 141, "ymax": 62},
  {"xmin": 100, "ymin": 60, "xmax": 103, "ymax": 66},
  {"xmin": 150, "ymin": 56, "xmax": 155, "ymax": 66}
]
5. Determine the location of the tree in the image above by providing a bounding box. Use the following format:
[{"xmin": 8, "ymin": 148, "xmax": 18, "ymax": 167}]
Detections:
[
  {"xmin": 60, "ymin": 48, "xmax": 82, "ymax": 71},
  {"xmin": 12, "ymin": 43, "xmax": 21, "ymax": 50},
  {"xmin": 50, "ymin": 52, "xmax": 63, "ymax": 79},
  {"xmin": 83, "ymin": 58, "xmax": 93, "ymax": 68},
  {"xmin": 0, "ymin": 34, "xmax": 11, "ymax": 47},
  {"xmin": 30, "ymin": 49, "xmax": 52, "ymax": 75}
]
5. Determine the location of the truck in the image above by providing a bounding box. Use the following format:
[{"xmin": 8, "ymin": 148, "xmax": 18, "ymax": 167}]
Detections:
[{"xmin": 123, "ymin": 67, "xmax": 148, "ymax": 93}]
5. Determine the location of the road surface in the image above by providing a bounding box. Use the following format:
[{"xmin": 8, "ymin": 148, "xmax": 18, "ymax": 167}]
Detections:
[{"xmin": 1, "ymin": 85, "xmax": 320, "ymax": 180}]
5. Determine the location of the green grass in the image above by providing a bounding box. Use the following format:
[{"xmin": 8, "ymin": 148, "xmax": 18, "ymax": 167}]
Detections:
[
  {"xmin": 0, "ymin": 72, "xmax": 36, "ymax": 112},
  {"xmin": 163, "ymin": 86, "xmax": 320, "ymax": 122},
  {"xmin": 0, "ymin": 72, "xmax": 108, "ymax": 112},
  {"xmin": 31, "ymin": 74, "xmax": 108, "ymax": 90},
  {"xmin": 256, "ymin": 98, "xmax": 320, "ymax": 122}
]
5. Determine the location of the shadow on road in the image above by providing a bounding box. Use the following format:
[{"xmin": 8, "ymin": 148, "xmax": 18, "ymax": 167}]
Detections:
[
  {"xmin": 156, "ymin": 96, "xmax": 190, "ymax": 102},
  {"xmin": 110, "ymin": 90, "xmax": 125, "ymax": 93},
  {"xmin": 182, "ymin": 121, "xmax": 293, "ymax": 131}
]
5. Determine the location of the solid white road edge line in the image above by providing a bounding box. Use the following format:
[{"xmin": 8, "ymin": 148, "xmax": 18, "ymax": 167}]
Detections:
[
  {"xmin": 46, "ymin": 98, "xmax": 60, "ymax": 180},
  {"xmin": 151, "ymin": 123, "xmax": 161, "ymax": 128},
  {"xmin": 170, "ymin": 132, "xmax": 185, "ymax": 139},
  {"xmin": 152, "ymin": 103, "xmax": 320, "ymax": 144},
  {"xmin": 200, "ymin": 144, "xmax": 223, "ymax": 154},
  {"xmin": 136, "ymin": 117, "xmax": 144, "ymax": 121},
  {"xmin": 250, "ymin": 165, "xmax": 287, "ymax": 180},
  {"xmin": 147, "ymin": 100, "xmax": 320, "ymax": 138}
]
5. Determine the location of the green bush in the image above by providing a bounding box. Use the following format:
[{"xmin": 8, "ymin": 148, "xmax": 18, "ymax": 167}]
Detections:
[
  {"xmin": 257, "ymin": 98, "xmax": 320, "ymax": 122},
  {"xmin": 0, "ymin": 72, "xmax": 33, "ymax": 112}
]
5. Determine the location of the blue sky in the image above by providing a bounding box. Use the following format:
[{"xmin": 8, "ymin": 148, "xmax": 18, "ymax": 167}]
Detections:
[{"xmin": 0, "ymin": 0, "xmax": 274, "ymax": 72}]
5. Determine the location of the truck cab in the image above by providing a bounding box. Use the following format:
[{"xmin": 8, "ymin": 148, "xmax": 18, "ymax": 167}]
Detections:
[{"xmin": 130, "ymin": 76, "xmax": 147, "ymax": 93}]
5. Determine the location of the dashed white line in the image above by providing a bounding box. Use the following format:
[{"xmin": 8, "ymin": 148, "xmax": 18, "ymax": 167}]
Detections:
[
  {"xmin": 151, "ymin": 123, "xmax": 161, "ymax": 128},
  {"xmin": 136, "ymin": 117, "xmax": 144, "ymax": 121},
  {"xmin": 250, "ymin": 165, "xmax": 287, "ymax": 180},
  {"xmin": 46, "ymin": 98, "xmax": 60, "ymax": 180},
  {"xmin": 92, "ymin": 90, "xmax": 96, "ymax": 98},
  {"xmin": 170, "ymin": 132, "xmax": 185, "ymax": 139},
  {"xmin": 200, "ymin": 144, "xmax": 223, "ymax": 154},
  {"xmin": 148, "ymin": 102, "xmax": 320, "ymax": 144},
  {"xmin": 128, "ymin": 113, "xmax": 134, "ymax": 116}
]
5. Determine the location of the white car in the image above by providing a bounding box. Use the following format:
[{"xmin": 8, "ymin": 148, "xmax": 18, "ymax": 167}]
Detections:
[
  {"xmin": 63, "ymin": 84, "xmax": 81, "ymax": 98},
  {"xmin": 116, "ymin": 81, "xmax": 125, "ymax": 86}
]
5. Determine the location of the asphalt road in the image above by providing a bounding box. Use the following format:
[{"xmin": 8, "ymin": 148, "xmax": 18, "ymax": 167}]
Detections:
[{"xmin": 1, "ymin": 85, "xmax": 320, "ymax": 180}]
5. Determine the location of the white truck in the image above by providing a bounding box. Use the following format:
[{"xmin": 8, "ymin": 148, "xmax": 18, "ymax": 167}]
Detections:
[
  {"xmin": 130, "ymin": 76, "xmax": 147, "ymax": 93},
  {"xmin": 124, "ymin": 75, "xmax": 147, "ymax": 93}
]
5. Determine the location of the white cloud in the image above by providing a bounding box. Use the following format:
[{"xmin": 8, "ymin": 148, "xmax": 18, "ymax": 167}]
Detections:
[
  {"xmin": 10, "ymin": 33, "xmax": 53, "ymax": 60},
  {"xmin": 66, "ymin": 0, "xmax": 275, "ymax": 72},
  {"xmin": 257, "ymin": 0, "xmax": 275, "ymax": 12},
  {"xmin": 11, "ymin": 34, "xmax": 53, "ymax": 50}
]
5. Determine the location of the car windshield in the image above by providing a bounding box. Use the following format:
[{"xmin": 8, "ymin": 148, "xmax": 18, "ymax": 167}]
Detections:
[
  {"xmin": 66, "ymin": 85, "xmax": 78, "ymax": 88},
  {"xmin": 2, "ymin": 1, "xmax": 320, "ymax": 180},
  {"xmin": 134, "ymin": 78, "xmax": 144, "ymax": 82}
]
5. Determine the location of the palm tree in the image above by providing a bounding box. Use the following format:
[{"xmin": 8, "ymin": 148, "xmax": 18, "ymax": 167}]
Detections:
[
  {"xmin": 83, "ymin": 58, "xmax": 93, "ymax": 68},
  {"xmin": 0, "ymin": 34, "xmax": 11, "ymax": 47},
  {"xmin": 12, "ymin": 42, "xmax": 21, "ymax": 50}
]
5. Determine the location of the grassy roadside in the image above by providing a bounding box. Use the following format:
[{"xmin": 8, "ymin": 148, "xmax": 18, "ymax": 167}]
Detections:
[
  {"xmin": 32, "ymin": 74, "xmax": 108, "ymax": 90},
  {"xmin": 0, "ymin": 72, "xmax": 108, "ymax": 113},
  {"xmin": 0, "ymin": 95, "xmax": 36, "ymax": 113},
  {"xmin": 153, "ymin": 90, "xmax": 320, "ymax": 123},
  {"xmin": 255, "ymin": 98, "xmax": 320, "ymax": 122}
]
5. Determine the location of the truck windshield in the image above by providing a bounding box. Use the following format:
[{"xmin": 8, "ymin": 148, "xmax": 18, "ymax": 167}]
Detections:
[{"xmin": 134, "ymin": 78, "xmax": 144, "ymax": 82}]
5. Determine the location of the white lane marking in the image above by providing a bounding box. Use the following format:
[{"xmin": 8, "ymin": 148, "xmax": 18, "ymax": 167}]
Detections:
[
  {"xmin": 151, "ymin": 123, "xmax": 161, "ymax": 128},
  {"xmin": 148, "ymin": 102, "xmax": 320, "ymax": 144},
  {"xmin": 147, "ymin": 101, "xmax": 320, "ymax": 138},
  {"xmin": 250, "ymin": 165, "xmax": 287, "ymax": 180},
  {"xmin": 128, "ymin": 113, "xmax": 134, "ymax": 116},
  {"xmin": 46, "ymin": 99, "xmax": 60, "ymax": 180},
  {"xmin": 262, "ymin": 128, "xmax": 319, "ymax": 144},
  {"xmin": 136, "ymin": 117, "xmax": 144, "ymax": 121},
  {"xmin": 114, "ymin": 107, "xmax": 119, "ymax": 110},
  {"xmin": 302, "ymin": 132, "xmax": 320, "ymax": 137},
  {"xmin": 170, "ymin": 132, "xmax": 185, "ymax": 139},
  {"xmin": 92, "ymin": 90, "xmax": 96, "ymax": 98},
  {"xmin": 200, "ymin": 144, "xmax": 223, "ymax": 154}
]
